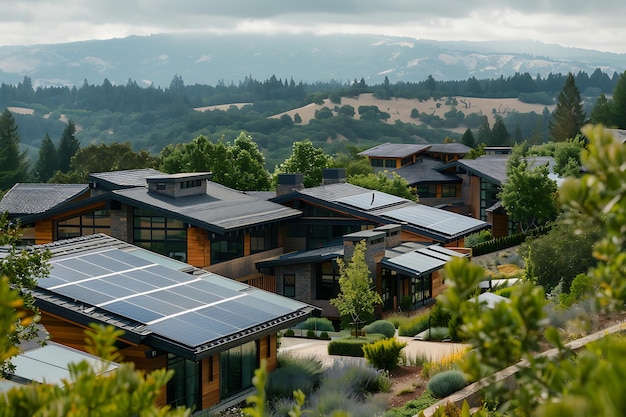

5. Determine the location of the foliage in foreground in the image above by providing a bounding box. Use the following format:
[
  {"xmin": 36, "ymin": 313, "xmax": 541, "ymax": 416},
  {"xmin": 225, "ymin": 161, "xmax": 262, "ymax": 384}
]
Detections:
[
  {"xmin": 434, "ymin": 125, "xmax": 626, "ymax": 416},
  {"xmin": 0, "ymin": 320, "xmax": 190, "ymax": 417}
]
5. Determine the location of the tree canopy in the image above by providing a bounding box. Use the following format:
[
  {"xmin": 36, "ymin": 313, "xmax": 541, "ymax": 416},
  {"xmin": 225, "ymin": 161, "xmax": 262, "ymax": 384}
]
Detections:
[
  {"xmin": 274, "ymin": 140, "xmax": 335, "ymax": 188},
  {"xmin": 347, "ymin": 171, "xmax": 417, "ymax": 201},
  {"xmin": 499, "ymin": 145, "xmax": 558, "ymax": 233}
]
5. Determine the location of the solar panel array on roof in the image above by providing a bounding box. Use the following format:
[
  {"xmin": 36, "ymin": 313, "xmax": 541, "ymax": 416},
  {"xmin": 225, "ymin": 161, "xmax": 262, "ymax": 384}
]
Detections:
[
  {"xmin": 384, "ymin": 251, "xmax": 447, "ymax": 275},
  {"xmin": 336, "ymin": 191, "xmax": 407, "ymax": 211},
  {"xmin": 44, "ymin": 247, "xmax": 303, "ymax": 349},
  {"xmin": 383, "ymin": 205, "xmax": 485, "ymax": 237}
]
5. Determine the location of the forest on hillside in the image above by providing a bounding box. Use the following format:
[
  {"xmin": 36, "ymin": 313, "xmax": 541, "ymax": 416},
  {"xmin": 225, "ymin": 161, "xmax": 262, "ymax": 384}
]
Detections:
[{"xmin": 0, "ymin": 68, "xmax": 620, "ymax": 168}]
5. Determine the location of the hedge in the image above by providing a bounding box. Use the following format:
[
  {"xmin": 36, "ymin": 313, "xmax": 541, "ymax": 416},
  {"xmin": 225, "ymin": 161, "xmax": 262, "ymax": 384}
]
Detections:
[
  {"xmin": 327, "ymin": 334, "xmax": 386, "ymax": 357},
  {"xmin": 471, "ymin": 224, "xmax": 552, "ymax": 256}
]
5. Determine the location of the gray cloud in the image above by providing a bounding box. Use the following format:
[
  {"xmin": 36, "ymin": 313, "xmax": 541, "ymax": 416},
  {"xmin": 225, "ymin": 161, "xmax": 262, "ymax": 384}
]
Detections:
[{"xmin": 1, "ymin": 1, "xmax": 625, "ymax": 53}]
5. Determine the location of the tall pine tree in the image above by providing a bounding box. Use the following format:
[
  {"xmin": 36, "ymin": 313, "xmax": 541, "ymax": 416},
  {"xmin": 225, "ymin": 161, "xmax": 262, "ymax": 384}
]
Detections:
[
  {"xmin": 549, "ymin": 73, "xmax": 586, "ymax": 141},
  {"xmin": 0, "ymin": 109, "xmax": 30, "ymax": 191},
  {"xmin": 34, "ymin": 134, "xmax": 57, "ymax": 182},
  {"xmin": 57, "ymin": 120, "xmax": 80, "ymax": 173}
]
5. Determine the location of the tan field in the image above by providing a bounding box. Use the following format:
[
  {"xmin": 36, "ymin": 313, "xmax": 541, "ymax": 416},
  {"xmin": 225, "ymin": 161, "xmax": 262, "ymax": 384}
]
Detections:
[{"xmin": 269, "ymin": 93, "xmax": 554, "ymax": 133}]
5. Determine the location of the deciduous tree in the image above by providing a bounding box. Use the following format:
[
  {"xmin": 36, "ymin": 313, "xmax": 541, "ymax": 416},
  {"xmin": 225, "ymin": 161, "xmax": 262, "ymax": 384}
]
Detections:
[
  {"xmin": 499, "ymin": 145, "xmax": 558, "ymax": 233},
  {"xmin": 274, "ymin": 140, "xmax": 334, "ymax": 187},
  {"xmin": 331, "ymin": 240, "xmax": 382, "ymax": 336},
  {"xmin": 347, "ymin": 171, "xmax": 416, "ymax": 201}
]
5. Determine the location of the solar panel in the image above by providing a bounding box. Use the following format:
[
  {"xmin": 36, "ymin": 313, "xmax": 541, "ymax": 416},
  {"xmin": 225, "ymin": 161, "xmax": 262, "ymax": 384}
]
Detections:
[
  {"xmin": 44, "ymin": 246, "xmax": 312, "ymax": 351},
  {"xmin": 383, "ymin": 205, "xmax": 484, "ymax": 237},
  {"xmin": 336, "ymin": 191, "xmax": 406, "ymax": 211}
]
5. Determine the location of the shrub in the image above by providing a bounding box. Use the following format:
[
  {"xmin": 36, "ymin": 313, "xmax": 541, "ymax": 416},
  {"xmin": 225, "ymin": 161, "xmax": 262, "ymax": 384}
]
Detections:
[
  {"xmin": 319, "ymin": 331, "xmax": 330, "ymax": 340},
  {"xmin": 421, "ymin": 348, "xmax": 468, "ymax": 378},
  {"xmin": 327, "ymin": 334, "xmax": 385, "ymax": 357},
  {"xmin": 267, "ymin": 355, "xmax": 323, "ymax": 400},
  {"xmin": 429, "ymin": 301, "xmax": 452, "ymax": 327},
  {"xmin": 363, "ymin": 320, "xmax": 396, "ymax": 339},
  {"xmin": 307, "ymin": 329, "xmax": 316, "ymax": 338},
  {"xmin": 294, "ymin": 317, "xmax": 335, "ymax": 332},
  {"xmin": 383, "ymin": 313, "xmax": 408, "ymax": 329},
  {"xmin": 398, "ymin": 312, "xmax": 430, "ymax": 337},
  {"xmin": 284, "ymin": 328, "xmax": 295, "ymax": 337},
  {"xmin": 427, "ymin": 370, "xmax": 467, "ymax": 399},
  {"xmin": 422, "ymin": 326, "xmax": 449, "ymax": 341},
  {"xmin": 385, "ymin": 391, "xmax": 439, "ymax": 417},
  {"xmin": 362, "ymin": 338, "xmax": 407, "ymax": 371},
  {"xmin": 321, "ymin": 362, "xmax": 391, "ymax": 399}
]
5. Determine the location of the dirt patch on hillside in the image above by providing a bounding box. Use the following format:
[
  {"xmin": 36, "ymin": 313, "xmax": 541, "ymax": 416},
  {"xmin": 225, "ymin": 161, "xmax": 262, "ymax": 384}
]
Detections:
[{"xmin": 269, "ymin": 93, "xmax": 553, "ymax": 133}]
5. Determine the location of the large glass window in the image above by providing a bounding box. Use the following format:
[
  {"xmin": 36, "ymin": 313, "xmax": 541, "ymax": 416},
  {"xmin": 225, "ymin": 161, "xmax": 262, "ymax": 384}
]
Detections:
[
  {"xmin": 316, "ymin": 261, "xmax": 340, "ymax": 300},
  {"xmin": 411, "ymin": 274, "xmax": 432, "ymax": 306},
  {"xmin": 480, "ymin": 180, "xmax": 501, "ymax": 220},
  {"xmin": 441, "ymin": 184, "xmax": 457, "ymax": 197},
  {"xmin": 417, "ymin": 184, "xmax": 437, "ymax": 198},
  {"xmin": 57, "ymin": 209, "xmax": 111, "ymax": 239},
  {"xmin": 210, "ymin": 232, "xmax": 244, "ymax": 264},
  {"xmin": 307, "ymin": 224, "xmax": 361, "ymax": 249},
  {"xmin": 133, "ymin": 208, "xmax": 187, "ymax": 261},
  {"xmin": 250, "ymin": 226, "xmax": 278, "ymax": 254},
  {"xmin": 220, "ymin": 341, "xmax": 257, "ymax": 399},
  {"xmin": 380, "ymin": 269, "xmax": 396, "ymax": 311},
  {"xmin": 167, "ymin": 355, "xmax": 201, "ymax": 410}
]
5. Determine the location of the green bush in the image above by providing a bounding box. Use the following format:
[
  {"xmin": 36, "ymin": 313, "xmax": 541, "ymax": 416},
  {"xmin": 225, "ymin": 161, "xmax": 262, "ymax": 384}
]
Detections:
[
  {"xmin": 307, "ymin": 329, "xmax": 317, "ymax": 338},
  {"xmin": 284, "ymin": 328, "xmax": 295, "ymax": 337},
  {"xmin": 319, "ymin": 331, "xmax": 330, "ymax": 340},
  {"xmin": 327, "ymin": 334, "xmax": 386, "ymax": 357},
  {"xmin": 398, "ymin": 312, "xmax": 430, "ymax": 336},
  {"xmin": 363, "ymin": 320, "xmax": 396, "ymax": 338},
  {"xmin": 268, "ymin": 355, "xmax": 324, "ymax": 400},
  {"xmin": 362, "ymin": 338, "xmax": 407, "ymax": 371},
  {"xmin": 427, "ymin": 370, "xmax": 467, "ymax": 399},
  {"xmin": 429, "ymin": 301, "xmax": 452, "ymax": 327},
  {"xmin": 294, "ymin": 317, "xmax": 335, "ymax": 332},
  {"xmin": 384, "ymin": 390, "xmax": 439, "ymax": 417},
  {"xmin": 494, "ymin": 286, "xmax": 518, "ymax": 298},
  {"xmin": 422, "ymin": 326, "xmax": 449, "ymax": 341}
]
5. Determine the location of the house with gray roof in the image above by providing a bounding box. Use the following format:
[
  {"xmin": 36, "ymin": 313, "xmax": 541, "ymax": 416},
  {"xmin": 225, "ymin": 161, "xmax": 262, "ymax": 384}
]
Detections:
[
  {"xmin": 256, "ymin": 225, "xmax": 470, "ymax": 319},
  {"xmin": 0, "ymin": 169, "xmax": 301, "ymax": 291},
  {"xmin": 8, "ymin": 233, "xmax": 316, "ymax": 411}
]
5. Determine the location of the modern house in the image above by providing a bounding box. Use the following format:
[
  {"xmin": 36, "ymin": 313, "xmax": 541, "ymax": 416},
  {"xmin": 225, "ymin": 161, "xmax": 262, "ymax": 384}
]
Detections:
[
  {"xmin": 0, "ymin": 169, "xmax": 301, "ymax": 291},
  {"xmin": 358, "ymin": 142, "xmax": 471, "ymax": 213},
  {"xmin": 439, "ymin": 155, "xmax": 560, "ymax": 237},
  {"xmin": 257, "ymin": 224, "xmax": 470, "ymax": 320},
  {"xmin": 3, "ymin": 233, "xmax": 317, "ymax": 412},
  {"xmin": 271, "ymin": 170, "xmax": 488, "ymax": 250}
]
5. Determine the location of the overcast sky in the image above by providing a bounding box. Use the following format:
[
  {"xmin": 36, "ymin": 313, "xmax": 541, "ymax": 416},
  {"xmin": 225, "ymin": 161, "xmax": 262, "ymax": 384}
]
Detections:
[{"xmin": 2, "ymin": 1, "xmax": 625, "ymax": 53}]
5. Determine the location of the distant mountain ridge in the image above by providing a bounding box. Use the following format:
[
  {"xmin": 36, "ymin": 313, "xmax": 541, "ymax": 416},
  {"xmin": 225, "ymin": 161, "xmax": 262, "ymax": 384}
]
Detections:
[{"xmin": 1, "ymin": 33, "xmax": 625, "ymax": 88}]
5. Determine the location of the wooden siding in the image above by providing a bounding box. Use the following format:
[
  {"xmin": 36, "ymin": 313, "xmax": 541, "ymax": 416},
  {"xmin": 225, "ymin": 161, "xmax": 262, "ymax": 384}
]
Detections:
[
  {"xmin": 35, "ymin": 219, "xmax": 54, "ymax": 244},
  {"xmin": 201, "ymin": 355, "xmax": 220, "ymax": 409},
  {"xmin": 187, "ymin": 227, "xmax": 209, "ymax": 267},
  {"xmin": 431, "ymin": 270, "xmax": 446, "ymax": 298}
]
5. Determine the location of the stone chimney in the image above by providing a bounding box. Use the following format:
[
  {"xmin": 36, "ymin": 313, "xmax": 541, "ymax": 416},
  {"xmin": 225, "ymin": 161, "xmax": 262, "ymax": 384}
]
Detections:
[
  {"xmin": 343, "ymin": 230, "xmax": 386, "ymax": 274},
  {"xmin": 276, "ymin": 173, "xmax": 304, "ymax": 197},
  {"xmin": 373, "ymin": 224, "xmax": 402, "ymax": 248},
  {"xmin": 322, "ymin": 168, "xmax": 346, "ymax": 185}
]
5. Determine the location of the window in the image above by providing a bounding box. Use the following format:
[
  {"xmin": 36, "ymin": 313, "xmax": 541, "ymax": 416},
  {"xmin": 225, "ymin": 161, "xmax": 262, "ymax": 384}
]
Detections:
[
  {"xmin": 250, "ymin": 226, "xmax": 278, "ymax": 253},
  {"xmin": 57, "ymin": 209, "xmax": 111, "ymax": 240},
  {"xmin": 210, "ymin": 232, "xmax": 243, "ymax": 264},
  {"xmin": 401, "ymin": 156, "xmax": 413, "ymax": 166},
  {"xmin": 384, "ymin": 159, "xmax": 396, "ymax": 168},
  {"xmin": 167, "ymin": 355, "xmax": 201, "ymax": 410},
  {"xmin": 417, "ymin": 184, "xmax": 437, "ymax": 198},
  {"xmin": 181, "ymin": 179, "xmax": 201, "ymax": 189},
  {"xmin": 220, "ymin": 341, "xmax": 257, "ymax": 399},
  {"xmin": 371, "ymin": 159, "xmax": 384, "ymax": 167},
  {"xmin": 133, "ymin": 208, "xmax": 187, "ymax": 261},
  {"xmin": 441, "ymin": 184, "xmax": 457, "ymax": 197},
  {"xmin": 316, "ymin": 261, "xmax": 340, "ymax": 300},
  {"xmin": 283, "ymin": 274, "xmax": 295, "ymax": 297}
]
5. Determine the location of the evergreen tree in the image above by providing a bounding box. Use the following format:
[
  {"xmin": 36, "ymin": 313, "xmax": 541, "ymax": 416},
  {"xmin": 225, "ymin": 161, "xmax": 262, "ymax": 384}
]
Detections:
[
  {"xmin": 461, "ymin": 128, "xmax": 475, "ymax": 148},
  {"xmin": 590, "ymin": 93, "xmax": 613, "ymax": 125},
  {"xmin": 490, "ymin": 116, "xmax": 511, "ymax": 145},
  {"xmin": 0, "ymin": 109, "xmax": 30, "ymax": 191},
  {"xmin": 610, "ymin": 71, "xmax": 626, "ymax": 128},
  {"xmin": 34, "ymin": 134, "xmax": 58, "ymax": 182},
  {"xmin": 549, "ymin": 73, "xmax": 586, "ymax": 141},
  {"xmin": 57, "ymin": 121, "xmax": 80, "ymax": 173},
  {"xmin": 477, "ymin": 116, "xmax": 492, "ymax": 145}
]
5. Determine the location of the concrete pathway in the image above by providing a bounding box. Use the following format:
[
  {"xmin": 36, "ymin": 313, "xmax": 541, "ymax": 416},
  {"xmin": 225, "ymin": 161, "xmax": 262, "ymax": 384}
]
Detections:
[{"xmin": 279, "ymin": 335, "xmax": 468, "ymax": 366}]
